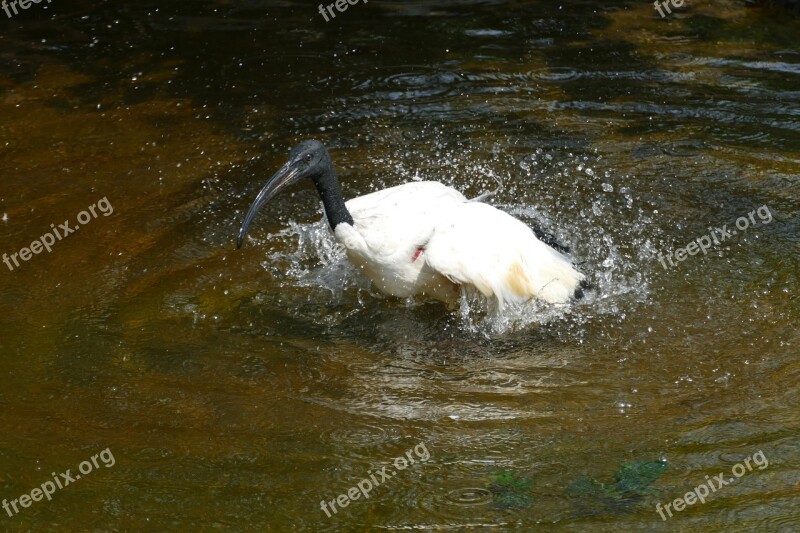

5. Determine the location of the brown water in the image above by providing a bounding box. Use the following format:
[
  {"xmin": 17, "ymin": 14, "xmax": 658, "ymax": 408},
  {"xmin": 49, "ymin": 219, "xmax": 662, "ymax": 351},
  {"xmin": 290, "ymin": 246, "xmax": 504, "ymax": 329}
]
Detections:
[{"xmin": 1, "ymin": 0, "xmax": 799, "ymax": 531}]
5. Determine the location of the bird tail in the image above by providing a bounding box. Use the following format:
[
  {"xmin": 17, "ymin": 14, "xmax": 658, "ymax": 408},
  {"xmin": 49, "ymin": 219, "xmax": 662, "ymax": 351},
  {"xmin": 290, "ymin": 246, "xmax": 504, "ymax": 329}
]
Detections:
[
  {"xmin": 423, "ymin": 201, "xmax": 587, "ymax": 309},
  {"xmin": 513, "ymin": 245, "xmax": 586, "ymax": 305}
]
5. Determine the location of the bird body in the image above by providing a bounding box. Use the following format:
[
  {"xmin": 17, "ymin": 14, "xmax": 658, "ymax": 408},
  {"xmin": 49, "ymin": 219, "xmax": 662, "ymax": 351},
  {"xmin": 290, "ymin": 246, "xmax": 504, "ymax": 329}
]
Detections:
[
  {"xmin": 335, "ymin": 181, "xmax": 467, "ymax": 304},
  {"xmin": 337, "ymin": 181, "xmax": 585, "ymax": 307},
  {"xmin": 237, "ymin": 141, "xmax": 587, "ymax": 311}
]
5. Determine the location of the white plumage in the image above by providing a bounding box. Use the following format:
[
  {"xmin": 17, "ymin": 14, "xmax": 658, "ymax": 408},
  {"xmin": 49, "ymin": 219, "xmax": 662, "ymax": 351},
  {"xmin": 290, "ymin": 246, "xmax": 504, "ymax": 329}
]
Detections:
[
  {"xmin": 237, "ymin": 141, "xmax": 586, "ymax": 311},
  {"xmin": 335, "ymin": 181, "xmax": 585, "ymax": 308}
]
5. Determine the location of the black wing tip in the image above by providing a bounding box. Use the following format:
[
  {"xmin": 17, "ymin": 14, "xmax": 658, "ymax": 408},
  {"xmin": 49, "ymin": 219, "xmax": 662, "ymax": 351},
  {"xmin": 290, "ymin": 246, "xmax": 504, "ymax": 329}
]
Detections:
[
  {"xmin": 573, "ymin": 279, "xmax": 593, "ymax": 300},
  {"xmin": 531, "ymin": 224, "xmax": 571, "ymax": 254}
]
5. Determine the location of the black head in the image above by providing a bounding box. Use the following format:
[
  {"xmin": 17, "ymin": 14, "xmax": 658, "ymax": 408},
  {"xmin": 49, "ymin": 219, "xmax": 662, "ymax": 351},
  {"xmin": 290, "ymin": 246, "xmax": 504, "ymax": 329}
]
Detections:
[
  {"xmin": 287, "ymin": 140, "xmax": 333, "ymax": 183},
  {"xmin": 237, "ymin": 140, "xmax": 334, "ymax": 249}
]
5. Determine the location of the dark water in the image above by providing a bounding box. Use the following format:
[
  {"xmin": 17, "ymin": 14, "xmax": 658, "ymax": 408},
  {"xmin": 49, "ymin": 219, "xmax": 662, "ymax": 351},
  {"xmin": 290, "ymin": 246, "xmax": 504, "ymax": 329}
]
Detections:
[{"xmin": 1, "ymin": 0, "xmax": 799, "ymax": 530}]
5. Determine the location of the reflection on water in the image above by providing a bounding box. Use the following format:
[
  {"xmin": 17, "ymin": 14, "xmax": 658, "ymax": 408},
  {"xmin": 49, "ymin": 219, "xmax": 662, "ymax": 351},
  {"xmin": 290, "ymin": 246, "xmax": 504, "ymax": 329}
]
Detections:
[{"xmin": 0, "ymin": 0, "xmax": 798, "ymax": 530}]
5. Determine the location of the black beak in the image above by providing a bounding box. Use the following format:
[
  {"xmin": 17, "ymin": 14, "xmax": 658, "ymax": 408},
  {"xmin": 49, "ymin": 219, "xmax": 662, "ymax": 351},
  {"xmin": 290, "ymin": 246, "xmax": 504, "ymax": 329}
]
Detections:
[{"xmin": 237, "ymin": 160, "xmax": 301, "ymax": 249}]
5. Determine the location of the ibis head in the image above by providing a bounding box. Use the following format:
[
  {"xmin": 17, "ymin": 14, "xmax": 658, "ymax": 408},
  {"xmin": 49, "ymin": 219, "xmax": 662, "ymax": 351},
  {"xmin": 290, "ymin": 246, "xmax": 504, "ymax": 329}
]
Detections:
[{"xmin": 237, "ymin": 140, "xmax": 351, "ymax": 249}]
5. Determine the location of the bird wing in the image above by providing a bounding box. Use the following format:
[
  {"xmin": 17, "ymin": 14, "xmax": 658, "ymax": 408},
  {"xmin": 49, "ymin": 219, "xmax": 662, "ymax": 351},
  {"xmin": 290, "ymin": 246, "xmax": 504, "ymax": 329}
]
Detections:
[
  {"xmin": 347, "ymin": 180, "xmax": 467, "ymax": 207},
  {"xmin": 344, "ymin": 181, "xmax": 467, "ymax": 258},
  {"xmin": 422, "ymin": 201, "xmax": 585, "ymax": 307},
  {"xmin": 334, "ymin": 181, "xmax": 470, "ymax": 300}
]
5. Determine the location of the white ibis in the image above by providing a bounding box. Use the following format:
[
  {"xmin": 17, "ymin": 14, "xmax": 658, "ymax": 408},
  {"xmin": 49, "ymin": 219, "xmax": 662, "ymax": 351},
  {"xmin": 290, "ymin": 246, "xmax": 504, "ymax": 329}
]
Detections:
[{"xmin": 237, "ymin": 140, "xmax": 587, "ymax": 309}]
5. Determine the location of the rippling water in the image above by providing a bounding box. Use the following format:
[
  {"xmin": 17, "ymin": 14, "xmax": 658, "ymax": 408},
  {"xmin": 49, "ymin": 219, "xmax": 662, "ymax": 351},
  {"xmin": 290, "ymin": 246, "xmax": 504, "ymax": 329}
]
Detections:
[{"xmin": 0, "ymin": 0, "xmax": 798, "ymax": 531}]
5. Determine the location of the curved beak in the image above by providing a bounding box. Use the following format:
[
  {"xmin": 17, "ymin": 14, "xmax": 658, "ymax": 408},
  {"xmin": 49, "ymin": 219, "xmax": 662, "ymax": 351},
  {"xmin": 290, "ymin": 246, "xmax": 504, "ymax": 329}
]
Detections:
[{"xmin": 237, "ymin": 160, "xmax": 301, "ymax": 249}]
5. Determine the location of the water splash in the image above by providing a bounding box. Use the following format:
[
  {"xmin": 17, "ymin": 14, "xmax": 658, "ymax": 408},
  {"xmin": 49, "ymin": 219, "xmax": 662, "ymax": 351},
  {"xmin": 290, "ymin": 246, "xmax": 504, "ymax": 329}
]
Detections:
[{"xmin": 248, "ymin": 140, "xmax": 658, "ymax": 337}]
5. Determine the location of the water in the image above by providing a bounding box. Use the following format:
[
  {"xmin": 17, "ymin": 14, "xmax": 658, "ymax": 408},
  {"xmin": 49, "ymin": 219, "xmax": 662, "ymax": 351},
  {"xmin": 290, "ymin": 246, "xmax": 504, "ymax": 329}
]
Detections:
[{"xmin": 0, "ymin": 0, "xmax": 798, "ymax": 530}]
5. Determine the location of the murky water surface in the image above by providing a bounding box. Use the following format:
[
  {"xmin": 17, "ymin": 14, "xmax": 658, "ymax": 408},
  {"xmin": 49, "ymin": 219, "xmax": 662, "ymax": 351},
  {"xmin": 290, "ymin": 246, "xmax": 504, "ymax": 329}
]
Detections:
[{"xmin": 1, "ymin": 0, "xmax": 799, "ymax": 530}]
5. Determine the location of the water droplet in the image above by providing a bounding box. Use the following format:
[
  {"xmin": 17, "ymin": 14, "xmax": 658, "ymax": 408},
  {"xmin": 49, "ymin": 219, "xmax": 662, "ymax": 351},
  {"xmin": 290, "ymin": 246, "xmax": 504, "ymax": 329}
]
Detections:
[{"xmin": 446, "ymin": 488, "xmax": 492, "ymax": 506}]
